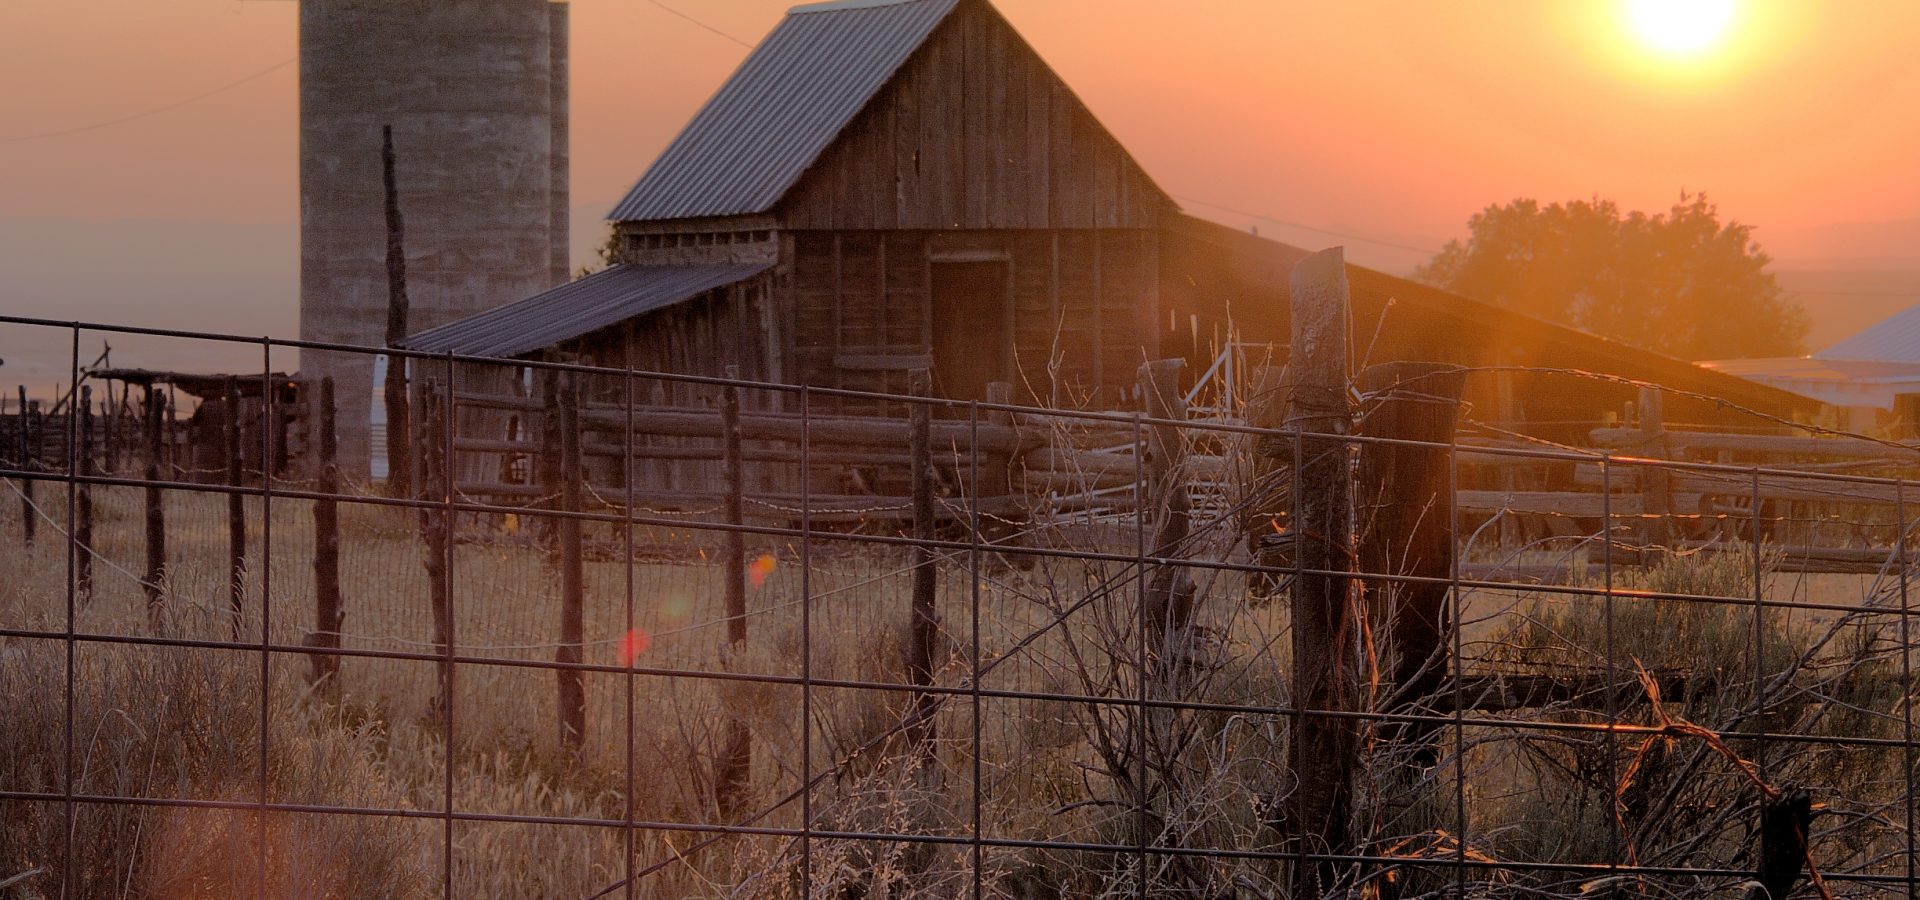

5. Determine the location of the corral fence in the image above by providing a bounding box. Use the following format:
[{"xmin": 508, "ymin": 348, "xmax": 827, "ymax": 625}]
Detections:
[{"xmin": 5, "ymin": 268, "xmax": 1920, "ymax": 897}]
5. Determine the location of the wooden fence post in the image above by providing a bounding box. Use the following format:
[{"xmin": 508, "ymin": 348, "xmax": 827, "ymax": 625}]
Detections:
[
  {"xmin": 102, "ymin": 381, "xmax": 117, "ymax": 475},
  {"xmin": 309, "ymin": 377, "xmax": 343, "ymax": 692},
  {"xmin": 77, "ymin": 385, "xmax": 94, "ymax": 600},
  {"xmin": 1140, "ymin": 359, "xmax": 1195, "ymax": 681},
  {"xmin": 166, "ymin": 390, "xmax": 180, "ymax": 480},
  {"xmin": 1280, "ymin": 247, "xmax": 1357, "ymax": 894},
  {"xmin": 143, "ymin": 387, "xmax": 167, "ymax": 614},
  {"xmin": 1356, "ymin": 361, "xmax": 1464, "ymax": 762},
  {"xmin": 716, "ymin": 370, "xmax": 751, "ymax": 814},
  {"xmin": 227, "ymin": 378, "xmax": 246, "ymax": 639},
  {"xmin": 1638, "ymin": 386, "xmax": 1673, "ymax": 547},
  {"xmin": 19, "ymin": 388, "xmax": 34, "ymax": 546},
  {"xmin": 418, "ymin": 384, "xmax": 452, "ymax": 712},
  {"xmin": 555, "ymin": 372, "xmax": 587, "ymax": 750},
  {"xmin": 905, "ymin": 370, "xmax": 939, "ymax": 755}
]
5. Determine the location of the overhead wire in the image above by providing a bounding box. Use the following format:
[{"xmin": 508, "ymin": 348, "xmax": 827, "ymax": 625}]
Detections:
[{"xmin": 4, "ymin": 57, "xmax": 295, "ymax": 144}]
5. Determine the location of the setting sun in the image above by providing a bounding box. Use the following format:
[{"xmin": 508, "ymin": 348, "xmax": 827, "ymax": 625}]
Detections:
[{"xmin": 1627, "ymin": 0, "xmax": 1737, "ymax": 55}]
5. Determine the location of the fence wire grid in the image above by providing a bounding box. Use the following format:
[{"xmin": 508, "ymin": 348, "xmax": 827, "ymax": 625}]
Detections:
[{"xmin": 2, "ymin": 315, "xmax": 1919, "ymax": 899}]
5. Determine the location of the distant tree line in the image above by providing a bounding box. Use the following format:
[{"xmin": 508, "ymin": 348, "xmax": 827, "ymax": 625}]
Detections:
[{"xmin": 1418, "ymin": 192, "xmax": 1809, "ymax": 360}]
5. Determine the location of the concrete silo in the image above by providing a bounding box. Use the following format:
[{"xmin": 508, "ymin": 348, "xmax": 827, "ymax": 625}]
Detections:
[{"xmin": 299, "ymin": 0, "xmax": 568, "ymax": 476}]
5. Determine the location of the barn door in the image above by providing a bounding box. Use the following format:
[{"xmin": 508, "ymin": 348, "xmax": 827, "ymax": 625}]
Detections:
[{"xmin": 929, "ymin": 260, "xmax": 1012, "ymax": 403}]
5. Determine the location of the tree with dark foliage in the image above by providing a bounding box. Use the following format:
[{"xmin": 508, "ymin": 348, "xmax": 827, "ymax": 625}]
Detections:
[{"xmin": 1417, "ymin": 193, "xmax": 1809, "ymax": 360}]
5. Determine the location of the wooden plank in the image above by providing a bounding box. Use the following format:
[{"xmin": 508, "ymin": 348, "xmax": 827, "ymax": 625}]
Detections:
[
  {"xmin": 1591, "ymin": 426, "xmax": 1920, "ymax": 461},
  {"xmin": 1457, "ymin": 490, "xmax": 1646, "ymax": 518},
  {"xmin": 836, "ymin": 353, "xmax": 934, "ymax": 371}
]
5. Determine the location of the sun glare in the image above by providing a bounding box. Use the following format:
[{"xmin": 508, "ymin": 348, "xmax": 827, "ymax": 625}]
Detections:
[{"xmin": 1627, "ymin": 0, "xmax": 1737, "ymax": 56}]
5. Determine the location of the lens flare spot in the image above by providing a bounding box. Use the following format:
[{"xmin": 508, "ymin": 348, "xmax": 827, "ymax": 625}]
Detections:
[
  {"xmin": 749, "ymin": 553, "xmax": 778, "ymax": 588},
  {"xmin": 661, "ymin": 592, "xmax": 692, "ymax": 625},
  {"xmin": 618, "ymin": 628, "xmax": 652, "ymax": 665}
]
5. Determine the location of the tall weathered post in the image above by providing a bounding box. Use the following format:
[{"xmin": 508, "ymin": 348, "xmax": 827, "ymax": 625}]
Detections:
[
  {"xmin": 716, "ymin": 370, "xmax": 751, "ymax": 814},
  {"xmin": 77, "ymin": 385, "xmax": 94, "ymax": 600},
  {"xmin": 143, "ymin": 387, "xmax": 167, "ymax": 613},
  {"xmin": 905, "ymin": 370, "xmax": 939, "ymax": 754},
  {"xmin": 1279, "ymin": 247, "xmax": 1357, "ymax": 894},
  {"xmin": 381, "ymin": 124, "xmax": 414, "ymax": 498},
  {"xmin": 309, "ymin": 377, "xmax": 344, "ymax": 692}
]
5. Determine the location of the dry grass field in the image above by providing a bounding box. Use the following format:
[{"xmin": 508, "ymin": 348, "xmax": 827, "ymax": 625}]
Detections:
[{"xmin": 2, "ymin": 480, "xmax": 1917, "ymax": 897}]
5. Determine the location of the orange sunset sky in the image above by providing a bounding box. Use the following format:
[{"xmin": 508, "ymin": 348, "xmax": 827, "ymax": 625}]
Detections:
[{"xmin": 3, "ymin": 0, "xmax": 1920, "ymax": 382}]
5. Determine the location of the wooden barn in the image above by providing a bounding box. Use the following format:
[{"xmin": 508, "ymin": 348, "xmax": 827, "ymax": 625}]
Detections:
[{"xmin": 404, "ymin": 0, "xmax": 1811, "ymax": 444}]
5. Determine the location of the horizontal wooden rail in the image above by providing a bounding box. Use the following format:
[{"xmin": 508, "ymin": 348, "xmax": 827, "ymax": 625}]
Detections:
[{"xmin": 1591, "ymin": 426, "xmax": 1920, "ymax": 460}]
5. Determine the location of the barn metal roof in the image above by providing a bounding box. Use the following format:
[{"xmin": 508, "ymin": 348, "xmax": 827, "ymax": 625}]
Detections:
[
  {"xmin": 399, "ymin": 263, "xmax": 772, "ymax": 358},
  {"xmin": 1817, "ymin": 302, "xmax": 1920, "ymax": 362},
  {"xmin": 608, "ymin": 0, "xmax": 960, "ymax": 223}
]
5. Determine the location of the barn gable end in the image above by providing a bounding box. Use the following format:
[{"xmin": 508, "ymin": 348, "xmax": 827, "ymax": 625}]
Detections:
[{"xmin": 777, "ymin": 0, "xmax": 1170, "ymax": 231}]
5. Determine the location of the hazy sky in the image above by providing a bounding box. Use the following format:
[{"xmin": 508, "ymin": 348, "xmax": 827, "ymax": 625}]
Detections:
[
  {"xmin": 5, "ymin": 1, "xmax": 1920, "ymax": 253},
  {"xmin": 3, "ymin": 0, "xmax": 1920, "ymax": 385}
]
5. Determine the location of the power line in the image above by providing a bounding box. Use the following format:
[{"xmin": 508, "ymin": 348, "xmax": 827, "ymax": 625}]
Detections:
[
  {"xmin": 4, "ymin": 57, "xmax": 296, "ymax": 144},
  {"xmin": 1174, "ymin": 194, "xmax": 1444, "ymax": 257},
  {"xmin": 645, "ymin": 0, "xmax": 754, "ymax": 49}
]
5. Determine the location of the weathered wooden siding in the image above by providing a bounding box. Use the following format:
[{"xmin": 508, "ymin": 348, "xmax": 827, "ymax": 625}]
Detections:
[
  {"xmin": 779, "ymin": 1, "xmax": 1167, "ymax": 232},
  {"xmin": 786, "ymin": 229, "xmax": 1156, "ymax": 411}
]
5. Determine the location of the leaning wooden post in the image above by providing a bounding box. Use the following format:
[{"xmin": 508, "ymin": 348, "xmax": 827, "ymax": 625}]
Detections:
[
  {"xmin": 1356, "ymin": 361, "xmax": 1464, "ymax": 761},
  {"xmin": 1637, "ymin": 386, "xmax": 1674, "ymax": 548},
  {"xmin": 555, "ymin": 372, "xmax": 587, "ymax": 750},
  {"xmin": 715, "ymin": 370, "xmax": 751, "ymax": 814},
  {"xmin": 382, "ymin": 124, "xmax": 414, "ymax": 498},
  {"xmin": 18, "ymin": 388, "xmax": 34, "ymax": 546},
  {"xmin": 1281, "ymin": 247, "xmax": 1357, "ymax": 894},
  {"xmin": 905, "ymin": 370, "xmax": 939, "ymax": 752},
  {"xmin": 1140, "ymin": 359, "xmax": 1195, "ymax": 681},
  {"xmin": 309, "ymin": 377, "xmax": 343, "ymax": 692},
  {"xmin": 77, "ymin": 385, "xmax": 94, "ymax": 600},
  {"xmin": 226, "ymin": 378, "xmax": 247, "ymax": 639},
  {"xmin": 143, "ymin": 387, "xmax": 168, "ymax": 614}
]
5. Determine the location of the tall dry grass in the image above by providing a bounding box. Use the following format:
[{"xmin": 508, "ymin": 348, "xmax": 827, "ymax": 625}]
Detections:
[{"xmin": 4, "ymin": 476, "xmax": 1918, "ymax": 897}]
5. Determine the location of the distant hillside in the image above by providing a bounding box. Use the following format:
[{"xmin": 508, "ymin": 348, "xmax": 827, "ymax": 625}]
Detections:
[{"xmin": 1773, "ymin": 267, "xmax": 1920, "ymax": 354}]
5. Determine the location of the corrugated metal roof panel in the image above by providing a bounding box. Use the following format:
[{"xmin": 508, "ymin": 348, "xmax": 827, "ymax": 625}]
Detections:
[
  {"xmin": 608, "ymin": 0, "xmax": 959, "ymax": 222},
  {"xmin": 399, "ymin": 263, "xmax": 772, "ymax": 358},
  {"xmin": 1816, "ymin": 302, "xmax": 1920, "ymax": 363}
]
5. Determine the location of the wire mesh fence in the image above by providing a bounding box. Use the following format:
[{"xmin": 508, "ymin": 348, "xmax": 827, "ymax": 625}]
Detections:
[{"xmin": 2, "ymin": 315, "xmax": 1919, "ymax": 898}]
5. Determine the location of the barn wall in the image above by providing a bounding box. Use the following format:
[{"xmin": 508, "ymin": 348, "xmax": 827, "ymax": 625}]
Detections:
[
  {"xmin": 778, "ymin": 0, "xmax": 1166, "ymax": 232},
  {"xmin": 786, "ymin": 228, "xmax": 1157, "ymax": 412}
]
